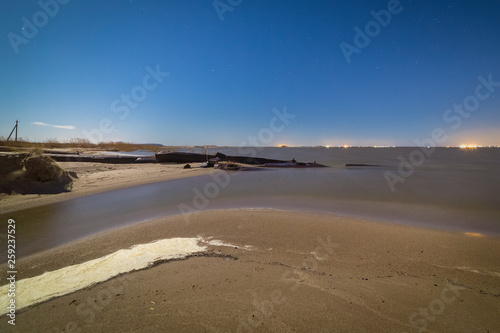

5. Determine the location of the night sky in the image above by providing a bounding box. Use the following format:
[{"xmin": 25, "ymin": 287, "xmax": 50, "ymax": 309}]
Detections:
[{"xmin": 1, "ymin": 0, "xmax": 499, "ymax": 146}]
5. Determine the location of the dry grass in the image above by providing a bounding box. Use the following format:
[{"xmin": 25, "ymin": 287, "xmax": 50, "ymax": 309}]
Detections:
[{"xmin": 0, "ymin": 137, "xmax": 172, "ymax": 152}]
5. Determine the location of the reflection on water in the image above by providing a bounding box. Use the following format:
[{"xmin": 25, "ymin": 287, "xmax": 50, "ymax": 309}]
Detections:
[{"xmin": 1, "ymin": 148, "xmax": 499, "ymax": 261}]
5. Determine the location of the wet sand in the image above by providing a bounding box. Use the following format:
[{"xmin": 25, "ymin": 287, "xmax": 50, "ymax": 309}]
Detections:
[{"xmin": 1, "ymin": 209, "xmax": 499, "ymax": 332}]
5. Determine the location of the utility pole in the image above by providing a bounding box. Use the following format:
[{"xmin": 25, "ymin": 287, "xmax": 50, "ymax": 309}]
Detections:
[{"xmin": 7, "ymin": 120, "xmax": 18, "ymax": 142}]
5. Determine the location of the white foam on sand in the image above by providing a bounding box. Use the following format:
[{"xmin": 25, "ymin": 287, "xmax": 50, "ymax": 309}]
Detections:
[
  {"xmin": 205, "ymin": 237, "xmax": 254, "ymax": 250},
  {"xmin": 0, "ymin": 237, "xmax": 207, "ymax": 316}
]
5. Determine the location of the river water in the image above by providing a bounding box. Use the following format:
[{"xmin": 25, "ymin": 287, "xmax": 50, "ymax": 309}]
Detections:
[{"xmin": 1, "ymin": 147, "xmax": 499, "ymax": 261}]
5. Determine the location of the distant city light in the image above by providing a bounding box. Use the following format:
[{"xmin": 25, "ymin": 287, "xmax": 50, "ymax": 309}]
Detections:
[
  {"xmin": 463, "ymin": 232, "xmax": 485, "ymax": 238},
  {"xmin": 459, "ymin": 144, "xmax": 479, "ymax": 149}
]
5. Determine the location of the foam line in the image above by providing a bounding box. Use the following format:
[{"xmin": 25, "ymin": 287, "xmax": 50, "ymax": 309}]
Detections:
[{"xmin": 0, "ymin": 237, "xmax": 206, "ymax": 315}]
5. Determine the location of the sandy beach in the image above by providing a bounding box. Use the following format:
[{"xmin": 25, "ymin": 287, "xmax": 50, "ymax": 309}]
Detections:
[
  {"xmin": 0, "ymin": 209, "xmax": 499, "ymax": 332},
  {"xmin": 0, "ymin": 160, "xmax": 499, "ymax": 332}
]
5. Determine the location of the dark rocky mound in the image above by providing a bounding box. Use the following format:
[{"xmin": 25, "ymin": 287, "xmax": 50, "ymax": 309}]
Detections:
[{"xmin": 0, "ymin": 153, "xmax": 77, "ymax": 195}]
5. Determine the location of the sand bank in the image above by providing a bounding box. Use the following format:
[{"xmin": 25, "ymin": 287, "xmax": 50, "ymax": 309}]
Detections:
[
  {"xmin": 0, "ymin": 161, "xmax": 215, "ymax": 214},
  {"xmin": 1, "ymin": 209, "xmax": 498, "ymax": 332}
]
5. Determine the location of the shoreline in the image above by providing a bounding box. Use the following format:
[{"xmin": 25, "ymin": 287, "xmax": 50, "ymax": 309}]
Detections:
[
  {"xmin": 4, "ymin": 207, "xmax": 499, "ymax": 279},
  {"xmin": 0, "ymin": 161, "xmax": 215, "ymax": 214},
  {"xmin": 1, "ymin": 160, "xmax": 498, "ymax": 331},
  {"xmin": 1, "ymin": 209, "xmax": 499, "ymax": 332},
  {"xmin": 1, "ymin": 159, "xmax": 498, "ymax": 261}
]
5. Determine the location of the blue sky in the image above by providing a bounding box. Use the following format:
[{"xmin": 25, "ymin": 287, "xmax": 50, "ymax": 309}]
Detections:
[{"xmin": 1, "ymin": 0, "xmax": 499, "ymax": 146}]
